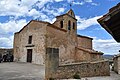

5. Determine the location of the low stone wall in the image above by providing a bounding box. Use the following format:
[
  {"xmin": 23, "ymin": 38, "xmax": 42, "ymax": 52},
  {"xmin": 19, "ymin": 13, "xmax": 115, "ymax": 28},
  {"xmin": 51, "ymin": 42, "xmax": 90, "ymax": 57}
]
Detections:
[
  {"xmin": 54, "ymin": 60, "xmax": 110, "ymax": 79},
  {"xmin": 45, "ymin": 48, "xmax": 110, "ymax": 79}
]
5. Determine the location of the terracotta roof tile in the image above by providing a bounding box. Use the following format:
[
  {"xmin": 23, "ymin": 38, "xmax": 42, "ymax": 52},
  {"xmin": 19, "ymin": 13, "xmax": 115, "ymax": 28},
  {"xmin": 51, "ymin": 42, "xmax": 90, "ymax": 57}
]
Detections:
[
  {"xmin": 76, "ymin": 47, "xmax": 103, "ymax": 54},
  {"xmin": 77, "ymin": 34, "xmax": 93, "ymax": 40}
]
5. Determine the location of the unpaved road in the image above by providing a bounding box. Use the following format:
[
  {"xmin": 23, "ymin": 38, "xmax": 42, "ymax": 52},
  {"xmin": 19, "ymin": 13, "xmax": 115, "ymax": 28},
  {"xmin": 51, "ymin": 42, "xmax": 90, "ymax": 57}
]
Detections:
[{"xmin": 0, "ymin": 62, "xmax": 45, "ymax": 80}]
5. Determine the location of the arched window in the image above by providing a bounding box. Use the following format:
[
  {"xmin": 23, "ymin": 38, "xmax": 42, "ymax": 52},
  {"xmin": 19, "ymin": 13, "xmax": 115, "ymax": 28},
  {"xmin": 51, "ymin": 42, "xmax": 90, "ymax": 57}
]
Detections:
[
  {"xmin": 68, "ymin": 20, "xmax": 71, "ymax": 30},
  {"xmin": 60, "ymin": 21, "xmax": 63, "ymax": 28},
  {"xmin": 73, "ymin": 22, "xmax": 75, "ymax": 29}
]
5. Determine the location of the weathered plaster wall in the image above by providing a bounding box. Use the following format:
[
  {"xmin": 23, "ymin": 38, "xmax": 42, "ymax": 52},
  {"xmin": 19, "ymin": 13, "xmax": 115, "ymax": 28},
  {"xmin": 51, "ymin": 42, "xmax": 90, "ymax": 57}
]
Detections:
[
  {"xmin": 75, "ymin": 48, "xmax": 91, "ymax": 62},
  {"xmin": 90, "ymin": 53, "xmax": 103, "ymax": 61},
  {"xmin": 75, "ymin": 47, "xmax": 103, "ymax": 62},
  {"xmin": 14, "ymin": 33, "xmax": 20, "ymax": 61},
  {"xmin": 77, "ymin": 36, "xmax": 92, "ymax": 49},
  {"xmin": 46, "ymin": 25, "xmax": 77, "ymax": 64},
  {"xmin": 14, "ymin": 21, "xmax": 47, "ymax": 65}
]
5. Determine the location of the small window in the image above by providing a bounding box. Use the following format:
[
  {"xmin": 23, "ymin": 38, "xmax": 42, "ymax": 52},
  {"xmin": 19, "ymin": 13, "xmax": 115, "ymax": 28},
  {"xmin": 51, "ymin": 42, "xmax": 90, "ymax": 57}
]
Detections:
[
  {"xmin": 28, "ymin": 35, "xmax": 32, "ymax": 44},
  {"xmin": 60, "ymin": 21, "xmax": 63, "ymax": 28},
  {"xmin": 73, "ymin": 22, "xmax": 75, "ymax": 29},
  {"xmin": 68, "ymin": 20, "xmax": 71, "ymax": 30}
]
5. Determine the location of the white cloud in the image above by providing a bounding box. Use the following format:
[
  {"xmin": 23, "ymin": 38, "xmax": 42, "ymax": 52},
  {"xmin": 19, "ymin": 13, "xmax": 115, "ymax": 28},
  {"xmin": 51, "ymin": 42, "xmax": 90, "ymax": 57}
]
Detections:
[
  {"xmin": 0, "ymin": 17, "xmax": 56, "ymax": 48},
  {"xmin": 0, "ymin": 19, "xmax": 28, "ymax": 33},
  {"xmin": 73, "ymin": 2, "xmax": 84, "ymax": 5},
  {"xmin": 0, "ymin": 0, "xmax": 112, "ymax": 52},
  {"xmin": 54, "ymin": 0, "xmax": 63, "ymax": 2},
  {"xmin": 72, "ymin": 0, "xmax": 98, "ymax": 6},
  {"xmin": 0, "ymin": 36, "xmax": 13, "ymax": 48},
  {"xmin": 93, "ymin": 38, "xmax": 120, "ymax": 54},
  {"xmin": 35, "ymin": 0, "xmax": 53, "ymax": 9},
  {"xmin": 58, "ymin": 8, "xmax": 65, "ymax": 13},
  {"xmin": 0, "ymin": 0, "xmax": 62, "ymax": 17},
  {"xmin": 0, "ymin": 0, "xmax": 29, "ymax": 17},
  {"xmin": 76, "ymin": 15, "xmax": 102, "ymax": 30},
  {"xmin": 20, "ymin": 0, "xmax": 38, "ymax": 8},
  {"xmin": 67, "ymin": 0, "xmax": 73, "ymax": 3},
  {"xmin": 42, "ymin": 7, "xmax": 65, "ymax": 16},
  {"xmin": 91, "ymin": 3, "xmax": 98, "ymax": 6},
  {"xmin": 51, "ymin": 18, "xmax": 56, "ymax": 23},
  {"xmin": 84, "ymin": 0, "xmax": 93, "ymax": 3},
  {"xmin": 28, "ymin": 9, "xmax": 40, "ymax": 17},
  {"xmin": 0, "ymin": 19, "xmax": 28, "ymax": 48}
]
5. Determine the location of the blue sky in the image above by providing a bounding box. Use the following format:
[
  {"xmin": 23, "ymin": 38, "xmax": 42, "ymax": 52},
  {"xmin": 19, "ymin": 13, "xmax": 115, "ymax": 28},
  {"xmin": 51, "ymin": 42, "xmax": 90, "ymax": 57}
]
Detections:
[{"xmin": 0, "ymin": 0, "xmax": 120, "ymax": 55}]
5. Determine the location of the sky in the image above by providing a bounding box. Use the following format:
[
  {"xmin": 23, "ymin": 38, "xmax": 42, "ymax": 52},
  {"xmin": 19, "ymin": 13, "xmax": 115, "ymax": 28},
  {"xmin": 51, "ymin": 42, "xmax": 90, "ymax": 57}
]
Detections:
[{"xmin": 0, "ymin": 0, "xmax": 120, "ymax": 55}]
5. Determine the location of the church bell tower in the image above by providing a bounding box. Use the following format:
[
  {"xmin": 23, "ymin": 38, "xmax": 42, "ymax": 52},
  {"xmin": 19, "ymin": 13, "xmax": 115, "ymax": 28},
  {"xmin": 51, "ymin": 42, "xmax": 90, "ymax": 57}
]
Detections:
[{"xmin": 53, "ymin": 9, "xmax": 77, "ymax": 34}]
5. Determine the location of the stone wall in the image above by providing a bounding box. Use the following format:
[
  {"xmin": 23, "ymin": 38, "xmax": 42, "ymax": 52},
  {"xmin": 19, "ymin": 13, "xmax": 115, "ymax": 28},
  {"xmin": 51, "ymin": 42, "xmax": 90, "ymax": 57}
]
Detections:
[
  {"xmin": 14, "ymin": 20, "xmax": 47, "ymax": 65},
  {"xmin": 90, "ymin": 53, "xmax": 103, "ymax": 61},
  {"xmin": 118, "ymin": 57, "xmax": 120, "ymax": 74},
  {"xmin": 77, "ymin": 36, "xmax": 92, "ymax": 49},
  {"xmin": 46, "ymin": 24, "xmax": 77, "ymax": 64},
  {"xmin": 75, "ymin": 48, "xmax": 91, "ymax": 62},
  {"xmin": 14, "ymin": 33, "xmax": 20, "ymax": 61},
  {"xmin": 54, "ymin": 61, "xmax": 110, "ymax": 79},
  {"xmin": 75, "ymin": 47, "xmax": 103, "ymax": 62},
  {"xmin": 113, "ymin": 57, "xmax": 118, "ymax": 73},
  {"xmin": 113, "ymin": 56, "xmax": 120, "ymax": 74},
  {"xmin": 45, "ymin": 48, "xmax": 110, "ymax": 79}
]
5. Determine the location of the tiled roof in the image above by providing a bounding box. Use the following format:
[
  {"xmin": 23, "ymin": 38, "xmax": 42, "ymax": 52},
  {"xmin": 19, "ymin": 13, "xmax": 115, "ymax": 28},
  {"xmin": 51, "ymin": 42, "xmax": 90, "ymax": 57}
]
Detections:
[
  {"xmin": 77, "ymin": 34, "xmax": 93, "ymax": 40},
  {"xmin": 76, "ymin": 47, "xmax": 103, "ymax": 54}
]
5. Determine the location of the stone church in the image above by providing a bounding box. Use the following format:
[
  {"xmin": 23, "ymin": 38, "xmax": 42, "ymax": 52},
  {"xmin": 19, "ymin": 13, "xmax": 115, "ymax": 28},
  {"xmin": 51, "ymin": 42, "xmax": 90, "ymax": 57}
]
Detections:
[{"xmin": 14, "ymin": 9, "xmax": 103, "ymax": 65}]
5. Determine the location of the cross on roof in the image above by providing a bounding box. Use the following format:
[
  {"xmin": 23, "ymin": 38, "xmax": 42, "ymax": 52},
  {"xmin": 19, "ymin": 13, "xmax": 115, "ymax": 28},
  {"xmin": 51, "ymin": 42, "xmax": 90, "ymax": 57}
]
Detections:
[{"xmin": 70, "ymin": 0, "xmax": 74, "ymax": 9}]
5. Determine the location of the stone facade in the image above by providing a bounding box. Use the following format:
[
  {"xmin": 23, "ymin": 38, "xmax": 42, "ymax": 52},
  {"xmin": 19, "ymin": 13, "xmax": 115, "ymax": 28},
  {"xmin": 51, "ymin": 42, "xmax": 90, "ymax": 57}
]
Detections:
[
  {"xmin": 14, "ymin": 9, "xmax": 103, "ymax": 65},
  {"xmin": 55, "ymin": 61, "xmax": 110, "ymax": 78},
  {"xmin": 14, "ymin": 21, "xmax": 47, "ymax": 64}
]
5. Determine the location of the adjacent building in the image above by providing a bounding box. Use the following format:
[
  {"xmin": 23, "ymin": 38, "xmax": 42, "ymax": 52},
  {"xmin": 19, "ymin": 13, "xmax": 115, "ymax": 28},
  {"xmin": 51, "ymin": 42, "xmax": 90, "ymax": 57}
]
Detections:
[
  {"xmin": 0, "ymin": 48, "xmax": 13, "ymax": 56},
  {"xmin": 14, "ymin": 9, "xmax": 103, "ymax": 65},
  {"xmin": 97, "ymin": 3, "xmax": 120, "ymax": 74},
  {"xmin": 97, "ymin": 3, "xmax": 120, "ymax": 42},
  {"xmin": 113, "ymin": 54, "xmax": 120, "ymax": 74}
]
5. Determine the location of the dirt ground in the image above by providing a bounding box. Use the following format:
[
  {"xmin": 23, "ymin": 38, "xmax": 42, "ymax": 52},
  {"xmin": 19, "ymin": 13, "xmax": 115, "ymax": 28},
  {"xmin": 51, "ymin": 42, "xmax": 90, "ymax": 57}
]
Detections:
[
  {"xmin": 82, "ymin": 71, "xmax": 120, "ymax": 80},
  {"xmin": 0, "ymin": 62, "xmax": 120, "ymax": 80},
  {"xmin": 0, "ymin": 62, "xmax": 45, "ymax": 80}
]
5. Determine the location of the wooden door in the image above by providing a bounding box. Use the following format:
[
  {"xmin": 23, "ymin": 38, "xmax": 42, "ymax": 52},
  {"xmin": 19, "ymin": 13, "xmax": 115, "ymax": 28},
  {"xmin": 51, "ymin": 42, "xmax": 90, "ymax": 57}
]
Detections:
[{"xmin": 27, "ymin": 49, "xmax": 32, "ymax": 63}]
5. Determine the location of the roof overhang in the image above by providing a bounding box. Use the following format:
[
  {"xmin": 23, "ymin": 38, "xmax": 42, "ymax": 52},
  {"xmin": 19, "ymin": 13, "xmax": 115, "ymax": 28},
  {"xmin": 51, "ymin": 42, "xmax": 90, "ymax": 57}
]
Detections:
[{"xmin": 97, "ymin": 3, "xmax": 120, "ymax": 42}]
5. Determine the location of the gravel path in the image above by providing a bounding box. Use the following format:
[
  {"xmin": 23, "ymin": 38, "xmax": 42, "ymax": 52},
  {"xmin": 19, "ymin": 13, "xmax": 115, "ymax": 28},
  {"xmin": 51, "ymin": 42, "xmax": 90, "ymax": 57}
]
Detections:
[
  {"xmin": 0, "ymin": 62, "xmax": 45, "ymax": 80},
  {"xmin": 0, "ymin": 62, "xmax": 120, "ymax": 80},
  {"xmin": 82, "ymin": 71, "xmax": 120, "ymax": 80}
]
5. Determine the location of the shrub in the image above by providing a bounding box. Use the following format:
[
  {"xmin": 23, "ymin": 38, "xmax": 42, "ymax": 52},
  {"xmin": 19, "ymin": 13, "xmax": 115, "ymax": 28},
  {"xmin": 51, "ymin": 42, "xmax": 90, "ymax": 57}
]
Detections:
[{"xmin": 73, "ymin": 73, "xmax": 81, "ymax": 79}]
